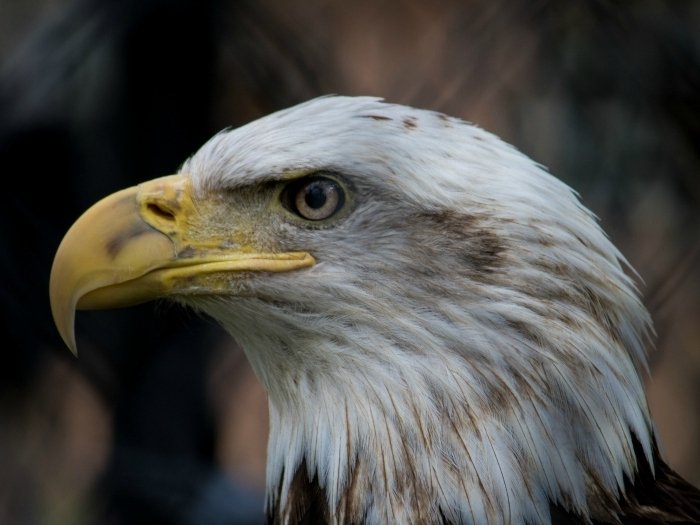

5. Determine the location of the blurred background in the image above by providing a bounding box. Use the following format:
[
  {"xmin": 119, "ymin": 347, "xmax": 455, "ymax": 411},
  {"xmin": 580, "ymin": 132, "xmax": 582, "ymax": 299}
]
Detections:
[{"xmin": 1, "ymin": 1, "xmax": 699, "ymax": 524}]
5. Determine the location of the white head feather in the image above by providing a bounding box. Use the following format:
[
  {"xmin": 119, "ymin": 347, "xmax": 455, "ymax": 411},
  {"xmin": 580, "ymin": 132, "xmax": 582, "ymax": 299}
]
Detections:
[{"xmin": 180, "ymin": 96, "xmax": 654, "ymax": 524}]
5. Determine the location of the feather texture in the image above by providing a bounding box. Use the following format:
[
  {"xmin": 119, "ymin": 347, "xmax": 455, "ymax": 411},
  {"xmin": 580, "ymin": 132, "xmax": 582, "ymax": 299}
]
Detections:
[{"xmin": 175, "ymin": 96, "xmax": 700, "ymax": 524}]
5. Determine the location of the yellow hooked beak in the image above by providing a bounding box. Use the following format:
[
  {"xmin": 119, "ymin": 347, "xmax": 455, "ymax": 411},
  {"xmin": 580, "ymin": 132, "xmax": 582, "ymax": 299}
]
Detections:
[{"xmin": 49, "ymin": 174, "xmax": 315, "ymax": 354}]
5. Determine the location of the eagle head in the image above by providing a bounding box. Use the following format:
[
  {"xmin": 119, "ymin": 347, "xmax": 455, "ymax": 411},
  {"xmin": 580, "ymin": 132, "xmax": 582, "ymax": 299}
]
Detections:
[{"xmin": 51, "ymin": 96, "xmax": 674, "ymax": 524}]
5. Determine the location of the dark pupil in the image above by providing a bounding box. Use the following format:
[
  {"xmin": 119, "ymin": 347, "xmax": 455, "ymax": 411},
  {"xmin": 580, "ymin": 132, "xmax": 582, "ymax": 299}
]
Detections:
[{"xmin": 304, "ymin": 183, "xmax": 327, "ymax": 209}]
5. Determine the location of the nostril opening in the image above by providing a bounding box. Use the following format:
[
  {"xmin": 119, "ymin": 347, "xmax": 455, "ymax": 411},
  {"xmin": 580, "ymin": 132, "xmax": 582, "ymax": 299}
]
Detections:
[{"xmin": 147, "ymin": 202, "xmax": 176, "ymax": 221}]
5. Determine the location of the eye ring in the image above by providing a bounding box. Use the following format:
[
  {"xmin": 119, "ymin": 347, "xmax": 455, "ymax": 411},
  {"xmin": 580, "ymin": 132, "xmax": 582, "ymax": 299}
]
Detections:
[{"xmin": 282, "ymin": 175, "xmax": 345, "ymax": 221}]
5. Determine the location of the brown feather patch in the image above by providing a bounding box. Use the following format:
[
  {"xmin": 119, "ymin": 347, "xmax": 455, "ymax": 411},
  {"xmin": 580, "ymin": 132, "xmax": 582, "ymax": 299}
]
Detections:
[{"xmin": 268, "ymin": 461, "xmax": 331, "ymax": 525}]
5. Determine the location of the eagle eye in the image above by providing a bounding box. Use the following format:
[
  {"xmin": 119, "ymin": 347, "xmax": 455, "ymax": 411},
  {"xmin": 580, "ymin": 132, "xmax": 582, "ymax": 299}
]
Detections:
[{"xmin": 282, "ymin": 175, "xmax": 345, "ymax": 221}]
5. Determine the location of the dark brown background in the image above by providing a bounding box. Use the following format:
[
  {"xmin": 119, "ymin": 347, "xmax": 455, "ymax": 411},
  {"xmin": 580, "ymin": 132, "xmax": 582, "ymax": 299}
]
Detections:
[{"xmin": 1, "ymin": 1, "xmax": 698, "ymax": 524}]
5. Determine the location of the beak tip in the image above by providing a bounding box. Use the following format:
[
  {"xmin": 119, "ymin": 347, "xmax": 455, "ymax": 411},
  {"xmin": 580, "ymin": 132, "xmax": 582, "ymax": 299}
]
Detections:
[
  {"xmin": 49, "ymin": 286, "xmax": 78, "ymax": 357},
  {"xmin": 66, "ymin": 337, "xmax": 79, "ymax": 357},
  {"xmin": 52, "ymin": 307, "xmax": 79, "ymax": 356}
]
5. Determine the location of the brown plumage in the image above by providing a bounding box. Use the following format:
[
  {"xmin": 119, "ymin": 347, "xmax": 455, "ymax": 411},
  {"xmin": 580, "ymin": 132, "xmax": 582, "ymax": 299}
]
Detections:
[
  {"xmin": 550, "ymin": 440, "xmax": 700, "ymax": 524},
  {"xmin": 274, "ymin": 442, "xmax": 700, "ymax": 524}
]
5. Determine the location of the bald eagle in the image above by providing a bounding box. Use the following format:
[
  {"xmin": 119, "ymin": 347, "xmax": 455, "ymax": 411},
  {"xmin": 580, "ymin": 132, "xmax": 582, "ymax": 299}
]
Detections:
[{"xmin": 50, "ymin": 96, "xmax": 700, "ymax": 524}]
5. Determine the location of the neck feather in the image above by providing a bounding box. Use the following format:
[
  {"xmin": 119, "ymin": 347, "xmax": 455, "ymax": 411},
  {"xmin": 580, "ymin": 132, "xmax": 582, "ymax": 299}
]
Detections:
[
  {"xmin": 212, "ymin": 299, "xmax": 653, "ymax": 525},
  {"xmin": 195, "ymin": 204, "xmax": 655, "ymax": 525}
]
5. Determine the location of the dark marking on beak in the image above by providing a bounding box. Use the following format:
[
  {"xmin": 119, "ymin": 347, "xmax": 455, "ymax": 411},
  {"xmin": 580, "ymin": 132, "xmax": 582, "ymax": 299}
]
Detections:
[
  {"xmin": 177, "ymin": 245, "xmax": 198, "ymax": 259},
  {"xmin": 106, "ymin": 220, "xmax": 154, "ymax": 259}
]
